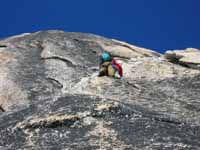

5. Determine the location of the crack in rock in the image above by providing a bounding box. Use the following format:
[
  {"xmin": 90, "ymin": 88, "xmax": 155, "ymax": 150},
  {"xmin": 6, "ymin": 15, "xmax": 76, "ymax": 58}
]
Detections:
[
  {"xmin": 0, "ymin": 45, "xmax": 7, "ymax": 48},
  {"xmin": 149, "ymin": 115, "xmax": 183, "ymax": 125},
  {"xmin": 42, "ymin": 56, "xmax": 76, "ymax": 68},
  {"xmin": 46, "ymin": 77, "xmax": 63, "ymax": 89},
  {"xmin": 0, "ymin": 105, "xmax": 5, "ymax": 112}
]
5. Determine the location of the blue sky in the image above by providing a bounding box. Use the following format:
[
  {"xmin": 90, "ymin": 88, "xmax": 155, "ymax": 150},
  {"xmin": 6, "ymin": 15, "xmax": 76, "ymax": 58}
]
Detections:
[{"xmin": 0, "ymin": 0, "xmax": 199, "ymax": 53}]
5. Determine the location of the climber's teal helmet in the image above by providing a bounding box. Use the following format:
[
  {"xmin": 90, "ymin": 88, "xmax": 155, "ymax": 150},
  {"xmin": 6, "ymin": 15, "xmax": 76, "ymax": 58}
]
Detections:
[{"xmin": 101, "ymin": 52, "xmax": 112, "ymax": 61}]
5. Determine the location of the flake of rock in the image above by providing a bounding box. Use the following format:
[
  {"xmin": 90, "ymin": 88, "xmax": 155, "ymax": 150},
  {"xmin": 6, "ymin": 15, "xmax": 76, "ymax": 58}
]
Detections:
[{"xmin": 165, "ymin": 48, "xmax": 200, "ymax": 69}]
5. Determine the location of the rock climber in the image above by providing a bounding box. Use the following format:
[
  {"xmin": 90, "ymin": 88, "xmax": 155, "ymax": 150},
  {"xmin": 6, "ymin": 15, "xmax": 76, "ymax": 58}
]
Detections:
[{"xmin": 98, "ymin": 52, "xmax": 123, "ymax": 78}]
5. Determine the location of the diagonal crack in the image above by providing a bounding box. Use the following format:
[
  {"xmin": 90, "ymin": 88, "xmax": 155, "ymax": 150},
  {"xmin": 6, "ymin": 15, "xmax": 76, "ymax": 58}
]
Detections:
[
  {"xmin": 42, "ymin": 56, "xmax": 76, "ymax": 68},
  {"xmin": 148, "ymin": 114, "xmax": 183, "ymax": 125},
  {"xmin": 47, "ymin": 77, "xmax": 63, "ymax": 89},
  {"xmin": 0, "ymin": 105, "xmax": 5, "ymax": 112}
]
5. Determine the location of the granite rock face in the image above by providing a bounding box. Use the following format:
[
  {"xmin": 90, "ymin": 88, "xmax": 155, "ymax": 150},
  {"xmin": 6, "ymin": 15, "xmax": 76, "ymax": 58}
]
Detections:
[{"xmin": 0, "ymin": 30, "xmax": 200, "ymax": 150}]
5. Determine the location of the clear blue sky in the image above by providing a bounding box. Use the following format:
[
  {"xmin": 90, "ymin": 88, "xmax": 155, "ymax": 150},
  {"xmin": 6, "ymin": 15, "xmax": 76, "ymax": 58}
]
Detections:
[{"xmin": 0, "ymin": 0, "xmax": 199, "ymax": 53}]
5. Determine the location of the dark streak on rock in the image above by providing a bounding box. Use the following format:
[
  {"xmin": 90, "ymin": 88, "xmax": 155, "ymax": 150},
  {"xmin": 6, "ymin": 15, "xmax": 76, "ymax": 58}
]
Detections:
[{"xmin": 113, "ymin": 100, "xmax": 183, "ymax": 125}]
